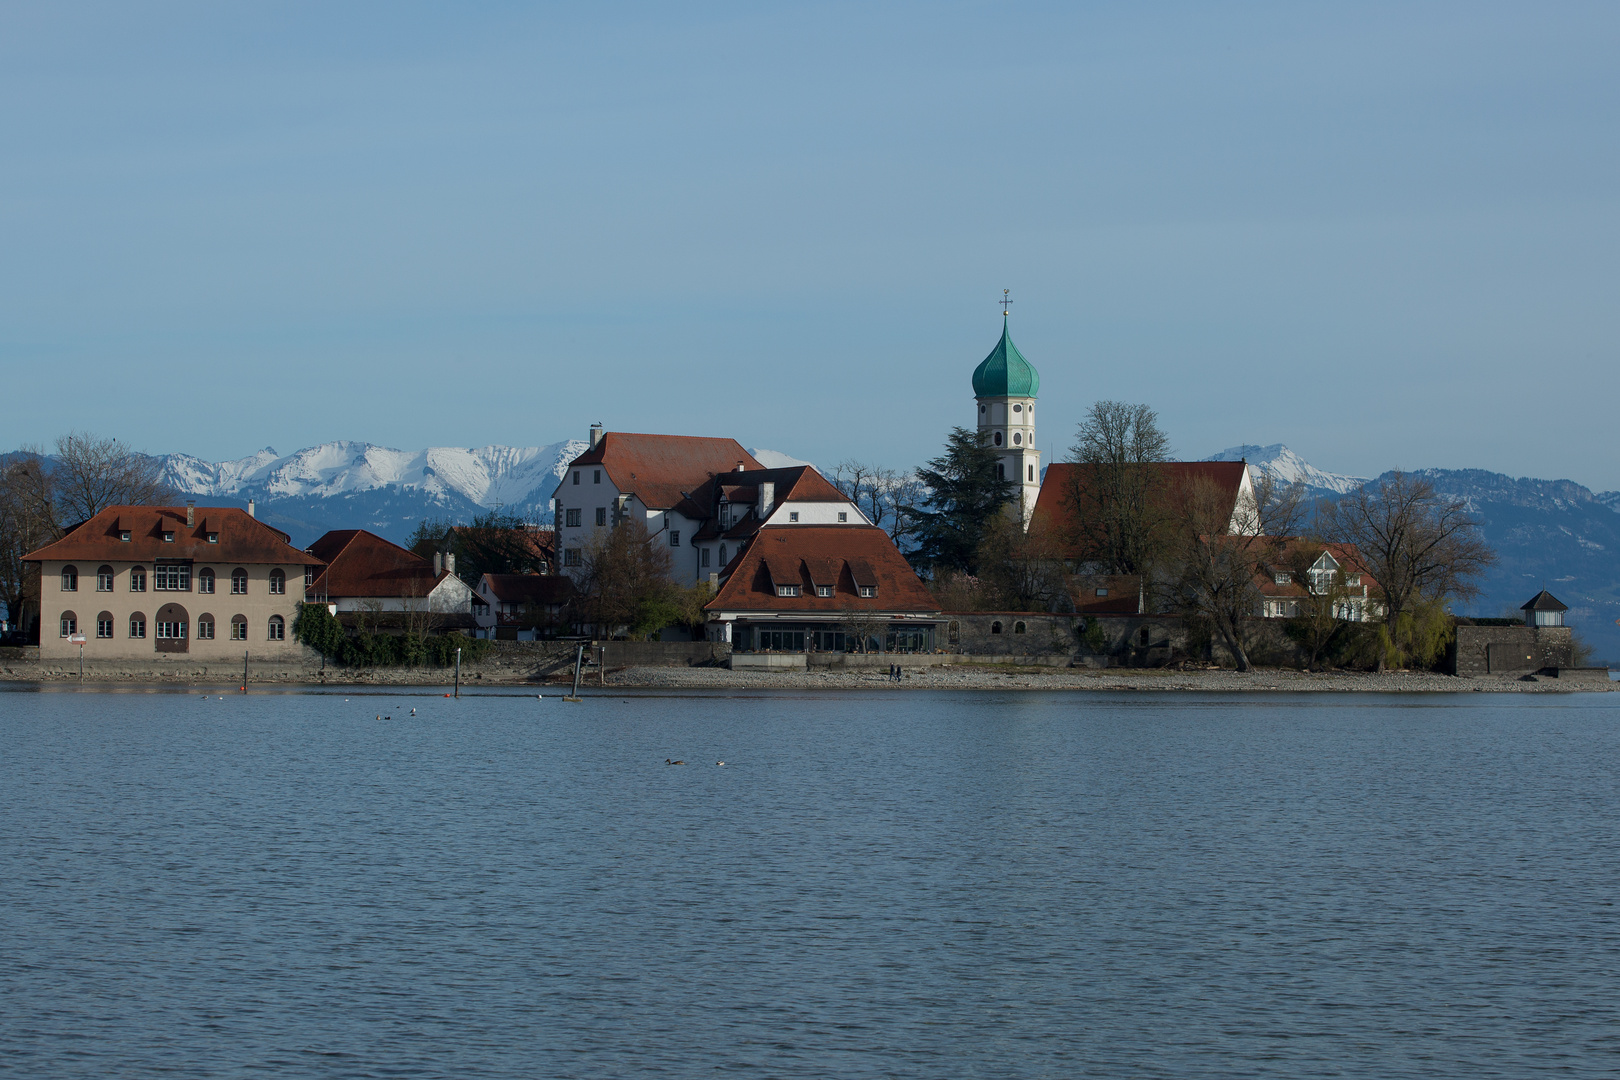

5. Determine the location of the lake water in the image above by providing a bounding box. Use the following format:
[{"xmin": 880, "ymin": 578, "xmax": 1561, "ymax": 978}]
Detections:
[{"xmin": 2, "ymin": 686, "xmax": 1618, "ymax": 1078}]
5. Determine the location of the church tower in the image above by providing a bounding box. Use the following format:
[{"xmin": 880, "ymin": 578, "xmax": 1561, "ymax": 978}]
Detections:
[{"xmin": 972, "ymin": 293, "xmax": 1041, "ymax": 527}]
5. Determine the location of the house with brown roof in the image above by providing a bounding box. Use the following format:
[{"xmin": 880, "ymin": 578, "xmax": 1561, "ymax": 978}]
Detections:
[
  {"xmin": 472, "ymin": 573, "xmax": 575, "ymax": 640},
  {"xmin": 1254, "ymin": 541, "xmax": 1381, "ymax": 622},
  {"xmin": 551, "ymin": 426, "xmax": 869, "ymax": 587},
  {"xmin": 1029, "ymin": 460, "xmax": 1262, "ymax": 562},
  {"xmin": 24, "ymin": 504, "xmax": 321, "ymax": 660},
  {"xmin": 305, "ymin": 529, "xmax": 476, "ymax": 631},
  {"xmin": 704, "ymin": 524, "xmax": 941, "ymax": 657}
]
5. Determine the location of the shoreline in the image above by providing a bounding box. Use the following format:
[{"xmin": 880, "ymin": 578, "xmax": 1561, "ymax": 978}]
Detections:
[{"xmin": 3, "ymin": 662, "xmax": 1614, "ymax": 693}]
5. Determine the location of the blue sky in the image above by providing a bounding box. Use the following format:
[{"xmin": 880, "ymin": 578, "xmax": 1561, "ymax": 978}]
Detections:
[{"xmin": 4, "ymin": 2, "xmax": 1618, "ymax": 487}]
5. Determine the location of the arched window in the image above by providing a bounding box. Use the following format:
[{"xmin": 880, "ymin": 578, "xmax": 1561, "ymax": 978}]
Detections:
[
  {"xmin": 269, "ymin": 570, "xmax": 286, "ymax": 595},
  {"xmin": 61, "ymin": 566, "xmax": 78, "ymax": 592},
  {"xmin": 948, "ymin": 620, "xmax": 960, "ymax": 644},
  {"xmin": 990, "ymin": 620, "xmax": 1002, "ymax": 634},
  {"xmin": 1139, "ymin": 626, "xmax": 1150, "ymax": 646},
  {"xmin": 96, "ymin": 566, "xmax": 115, "ymax": 592},
  {"xmin": 59, "ymin": 611, "xmax": 77, "ymax": 637},
  {"xmin": 230, "ymin": 615, "xmax": 248, "ymax": 641},
  {"xmin": 128, "ymin": 612, "xmax": 147, "ymax": 639},
  {"xmin": 1012, "ymin": 432, "xmax": 1022, "ymax": 445},
  {"xmin": 719, "ymin": 544, "xmax": 727, "ymax": 566},
  {"xmin": 267, "ymin": 615, "xmax": 285, "ymax": 641},
  {"xmin": 1028, "ymin": 465, "xmax": 1034, "ymax": 482},
  {"xmin": 129, "ymin": 567, "xmax": 146, "ymax": 592},
  {"xmin": 1014, "ymin": 621, "xmax": 1026, "ymax": 634},
  {"xmin": 993, "ymin": 431, "xmax": 1003, "ymax": 446},
  {"xmin": 197, "ymin": 614, "xmax": 215, "ymax": 640},
  {"xmin": 97, "ymin": 612, "xmax": 115, "ymax": 638},
  {"xmin": 198, "ymin": 568, "xmax": 215, "ymax": 594},
  {"xmin": 231, "ymin": 569, "xmax": 248, "ymax": 595}
]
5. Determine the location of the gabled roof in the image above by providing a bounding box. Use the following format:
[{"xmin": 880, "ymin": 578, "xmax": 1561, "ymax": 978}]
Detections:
[
  {"xmin": 23, "ymin": 506, "xmax": 318, "ymax": 567},
  {"xmin": 1521, "ymin": 589, "xmax": 1568, "ymax": 613},
  {"xmin": 706, "ymin": 525, "xmax": 937, "ymax": 614},
  {"xmin": 1030, "ymin": 461, "xmax": 1252, "ymax": 558},
  {"xmin": 1070, "ymin": 575, "xmax": 1144, "ymax": 614},
  {"xmin": 972, "ymin": 318, "xmax": 1040, "ymax": 398},
  {"xmin": 1254, "ymin": 540, "xmax": 1378, "ymax": 599},
  {"xmin": 478, "ymin": 573, "xmax": 574, "ymax": 606},
  {"xmin": 307, "ymin": 529, "xmax": 451, "ymax": 599},
  {"xmin": 557, "ymin": 432, "xmax": 762, "ymax": 510}
]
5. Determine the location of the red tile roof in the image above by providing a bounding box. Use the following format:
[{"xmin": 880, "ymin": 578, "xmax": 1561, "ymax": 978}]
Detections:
[
  {"xmin": 706, "ymin": 525, "xmax": 937, "ymax": 614},
  {"xmin": 23, "ymin": 506, "xmax": 319, "ymax": 567},
  {"xmin": 557, "ymin": 432, "xmax": 762, "ymax": 510},
  {"xmin": 1030, "ymin": 461, "xmax": 1251, "ymax": 557},
  {"xmin": 478, "ymin": 573, "xmax": 575, "ymax": 606},
  {"xmin": 1255, "ymin": 541, "xmax": 1379, "ymax": 598},
  {"xmin": 1070, "ymin": 575, "xmax": 1145, "ymax": 614},
  {"xmin": 306, "ymin": 530, "xmax": 450, "ymax": 599}
]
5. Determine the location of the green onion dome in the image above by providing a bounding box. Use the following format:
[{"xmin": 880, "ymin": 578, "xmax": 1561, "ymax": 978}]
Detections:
[{"xmin": 972, "ymin": 319, "xmax": 1040, "ymax": 398}]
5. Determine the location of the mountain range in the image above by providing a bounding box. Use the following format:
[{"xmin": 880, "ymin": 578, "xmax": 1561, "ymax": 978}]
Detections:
[{"xmin": 131, "ymin": 438, "xmax": 1620, "ymax": 665}]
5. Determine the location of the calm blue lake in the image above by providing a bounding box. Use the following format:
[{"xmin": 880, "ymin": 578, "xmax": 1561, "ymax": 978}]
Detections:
[{"xmin": 2, "ymin": 686, "xmax": 1618, "ymax": 1078}]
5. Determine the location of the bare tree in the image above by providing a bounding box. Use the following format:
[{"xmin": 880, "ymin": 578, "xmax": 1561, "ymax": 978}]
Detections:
[
  {"xmin": 572, "ymin": 519, "xmax": 674, "ymax": 638},
  {"xmin": 1318, "ymin": 471, "xmax": 1495, "ymax": 667},
  {"xmin": 838, "ymin": 607, "xmax": 887, "ymax": 654},
  {"xmin": 1064, "ymin": 401, "xmax": 1173, "ymax": 576},
  {"xmin": 975, "ymin": 513, "xmax": 1069, "ymax": 611},
  {"xmin": 832, "ymin": 460, "xmax": 876, "ymax": 511},
  {"xmin": 1168, "ymin": 472, "xmax": 1306, "ymax": 671},
  {"xmin": 52, "ymin": 432, "xmax": 176, "ymax": 524},
  {"xmin": 0, "ymin": 452, "xmax": 58, "ymax": 640}
]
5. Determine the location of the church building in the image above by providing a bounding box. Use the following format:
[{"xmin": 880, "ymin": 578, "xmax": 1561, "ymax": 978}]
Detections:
[{"xmin": 973, "ymin": 298, "xmax": 1042, "ymax": 525}]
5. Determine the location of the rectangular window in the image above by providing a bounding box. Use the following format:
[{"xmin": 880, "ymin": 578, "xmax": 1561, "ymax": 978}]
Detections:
[
  {"xmin": 163, "ymin": 532, "xmax": 175, "ymax": 543},
  {"xmin": 594, "ymin": 470, "xmax": 601, "ymax": 484},
  {"xmin": 129, "ymin": 568, "xmax": 146, "ymax": 592},
  {"xmin": 789, "ymin": 512, "xmax": 799, "ymax": 522},
  {"xmin": 563, "ymin": 548, "xmax": 582, "ymax": 567},
  {"xmin": 60, "ymin": 616, "xmax": 76, "ymax": 637},
  {"xmin": 595, "ymin": 507, "xmax": 607, "ymax": 526},
  {"xmin": 97, "ymin": 618, "xmax": 114, "ymax": 639},
  {"xmin": 129, "ymin": 618, "xmax": 146, "ymax": 639},
  {"xmin": 156, "ymin": 621, "xmax": 186, "ymax": 640},
  {"xmin": 669, "ymin": 531, "xmax": 680, "ymax": 547},
  {"xmin": 572, "ymin": 471, "xmax": 580, "ymax": 485},
  {"xmin": 1095, "ymin": 588, "xmax": 1108, "ymax": 597},
  {"xmin": 1028, "ymin": 465, "xmax": 1034, "ymax": 482},
  {"xmin": 700, "ymin": 548, "xmax": 710, "ymax": 567},
  {"xmin": 1346, "ymin": 574, "xmax": 1361, "ymax": 586},
  {"xmin": 817, "ymin": 585, "xmax": 833, "ymax": 597},
  {"xmin": 61, "ymin": 569, "xmax": 77, "ymax": 591},
  {"xmin": 564, "ymin": 508, "xmax": 581, "ymax": 528},
  {"xmin": 837, "ymin": 512, "xmax": 847, "ymax": 522},
  {"xmin": 119, "ymin": 531, "xmax": 131, "ymax": 542},
  {"xmin": 776, "ymin": 585, "xmax": 800, "ymax": 597},
  {"xmin": 97, "ymin": 570, "xmax": 114, "ymax": 591},
  {"xmin": 154, "ymin": 564, "xmax": 190, "ymax": 591},
  {"xmin": 305, "ymin": 566, "xmax": 315, "ymax": 586},
  {"xmin": 207, "ymin": 533, "xmax": 218, "ymax": 543},
  {"xmin": 1274, "ymin": 572, "xmax": 1291, "ymax": 585},
  {"xmin": 231, "ymin": 570, "xmax": 247, "ymax": 595},
  {"xmin": 859, "ymin": 586, "xmax": 876, "ymax": 598},
  {"xmin": 268, "ymin": 620, "xmax": 285, "ymax": 641}
]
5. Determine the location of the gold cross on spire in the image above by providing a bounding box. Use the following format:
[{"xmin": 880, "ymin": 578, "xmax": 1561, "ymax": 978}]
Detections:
[{"xmin": 1000, "ymin": 289, "xmax": 1013, "ymax": 317}]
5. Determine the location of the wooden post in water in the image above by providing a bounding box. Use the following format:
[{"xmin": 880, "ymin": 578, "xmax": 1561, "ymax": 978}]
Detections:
[
  {"xmin": 598, "ymin": 644, "xmax": 605, "ymax": 686},
  {"xmin": 243, "ymin": 652, "xmax": 248, "ymax": 694},
  {"xmin": 454, "ymin": 647, "xmax": 462, "ymax": 698},
  {"xmin": 566, "ymin": 644, "xmax": 584, "ymax": 701}
]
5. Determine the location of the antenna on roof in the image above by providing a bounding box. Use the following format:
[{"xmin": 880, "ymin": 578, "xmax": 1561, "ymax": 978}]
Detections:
[{"xmin": 1000, "ymin": 289, "xmax": 1013, "ymax": 318}]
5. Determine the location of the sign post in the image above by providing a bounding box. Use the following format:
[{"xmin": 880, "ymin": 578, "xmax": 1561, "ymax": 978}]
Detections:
[{"xmin": 68, "ymin": 632, "xmax": 86, "ymax": 679}]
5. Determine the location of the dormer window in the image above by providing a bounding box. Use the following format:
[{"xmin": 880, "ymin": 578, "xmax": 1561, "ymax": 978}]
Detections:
[
  {"xmin": 120, "ymin": 531, "xmax": 131, "ymax": 542},
  {"xmin": 859, "ymin": 585, "xmax": 877, "ymax": 598},
  {"xmin": 789, "ymin": 512, "xmax": 799, "ymax": 522},
  {"xmin": 1096, "ymin": 588, "xmax": 1108, "ymax": 597},
  {"xmin": 1346, "ymin": 574, "xmax": 1361, "ymax": 586},
  {"xmin": 817, "ymin": 586, "xmax": 833, "ymax": 597},
  {"xmin": 163, "ymin": 531, "xmax": 175, "ymax": 543},
  {"xmin": 1274, "ymin": 572, "xmax": 1291, "ymax": 585},
  {"xmin": 776, "ymin": 585, "xmax": 800, "ymax": 597},
  {"xmin": 837, "ymin": 512, "xmax": 847, "ymax": 522},
  {"xmin": 207, "ymin": 533, "xmax": 218, "ymax": 544}
]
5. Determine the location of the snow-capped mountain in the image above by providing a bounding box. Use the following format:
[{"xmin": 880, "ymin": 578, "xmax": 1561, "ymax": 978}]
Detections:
[{"xmin": 1206, "ymin": 444, "xmax": 1368, "ymax": 496}]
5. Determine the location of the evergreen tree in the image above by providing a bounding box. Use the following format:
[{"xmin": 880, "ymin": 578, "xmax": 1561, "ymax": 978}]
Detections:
[{"xmin": 904, "ymin": 427, "xmax": 1015, "ymax": 576}]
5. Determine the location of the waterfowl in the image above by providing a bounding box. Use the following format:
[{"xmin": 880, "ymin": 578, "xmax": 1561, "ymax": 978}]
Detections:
[{"xmin": 666, "ymin": 759, "xmax": 685, "ymax": 765}]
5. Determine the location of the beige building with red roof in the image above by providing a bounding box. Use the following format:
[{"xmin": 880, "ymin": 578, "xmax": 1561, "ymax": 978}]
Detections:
[
  {"xmin": 551, "ymin": 427, "xmax": 871, "ymax": 587},
  {"xmin": 704, "ymin": 524, "xmax": 940, "ymax": 654},
  {"xmin": 24, "ymin": 504, "xmax": 321, "ymax": 660}
]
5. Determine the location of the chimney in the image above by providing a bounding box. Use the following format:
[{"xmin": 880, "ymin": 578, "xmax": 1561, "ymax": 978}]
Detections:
[
  {"xmin": 186, "ymin": 501, "xmax": 195, "ymax": 528},
  {"xmin": 735, "ymin": 461, "xmax": 745, "ymax": 472},
  {"xmin": 757, "ymin": 481, "xmax": 775, "ymax": 519},
  {"xmin": 433, "ymin": 552, "xmax": 443, "ymax": 574},
  {"xmin": 444, "ymin": 552, "xmax": 456, "ymax": 577},
  {"xmin": 247, "ymin": 498, "xmax": 255, "ymax": 519},
  {"xmin": 589, "ymin": 423, "xmax": 603, "ymax": 448}
]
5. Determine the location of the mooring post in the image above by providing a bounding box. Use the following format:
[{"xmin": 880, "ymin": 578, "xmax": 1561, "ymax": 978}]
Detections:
[
  {"xmin": 79, "ymin": 640, "xmax": 84, "ymax": 681},
  {"xmin": 454, "ymin": 647, "xmax": 462, "ymax": 698},
  {"xmin": 569, "ymin": 644, "xmax": 584, "ymax": 700},
  {"xmin": 243, "ymin": 651, "xmax": 248, "ymax": 694},
  {"xmin": 598, "ymin": 644, "xmax": 605, "ymax": 686}
]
